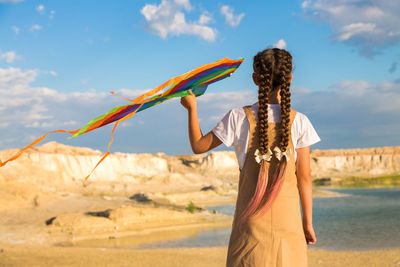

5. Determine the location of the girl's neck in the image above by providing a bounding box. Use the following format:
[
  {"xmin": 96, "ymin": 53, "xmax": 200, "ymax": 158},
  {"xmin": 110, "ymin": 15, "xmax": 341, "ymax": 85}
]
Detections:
[
  {"xmin": 256, "ymin": 97, "xmax": 280, "ymax": 105},
  {"xmin": 268, "ymin": 98, "xmax": 280, "ymax": 104},
  {"xmin": 269, "ymin": 90, "xmax": 280, "ymax": 104},
  {"xmin": 256, "ymin": 88, "xmax": 281, "ymax": 104}
]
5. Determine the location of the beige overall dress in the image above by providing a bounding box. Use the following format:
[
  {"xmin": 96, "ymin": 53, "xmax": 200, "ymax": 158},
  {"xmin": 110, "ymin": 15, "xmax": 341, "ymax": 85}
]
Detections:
[{"xmin": 226, "ymin": 106, "xmax": 307, "ymax": 267}]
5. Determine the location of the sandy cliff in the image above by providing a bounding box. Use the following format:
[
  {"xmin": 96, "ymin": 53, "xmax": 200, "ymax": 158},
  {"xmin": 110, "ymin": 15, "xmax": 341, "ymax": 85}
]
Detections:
[
  {"xmin": 310, "ymin": 147, "xmax": 400, "ymax": 178},
  {"xmin": 0, "ymin": 142, "xmax": 398, "ymax": 250},
  {"xmin": 1, "ymin": 142, "xmax": 399, "ymax": 191},
  {"xmin": 0, "ymin": 142, "xmax": 238, "ymax": 193}
]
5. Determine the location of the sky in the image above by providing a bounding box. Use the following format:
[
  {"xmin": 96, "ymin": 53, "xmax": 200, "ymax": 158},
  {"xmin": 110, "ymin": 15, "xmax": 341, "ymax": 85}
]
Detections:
[{"xmin": 0, "ymin": 0, "xmax": 399, "ymax": 155}]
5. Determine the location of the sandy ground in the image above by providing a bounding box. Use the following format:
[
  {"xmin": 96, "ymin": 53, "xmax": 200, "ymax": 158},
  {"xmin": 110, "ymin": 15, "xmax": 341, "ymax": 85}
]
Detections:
[
  {"xmin": 0, "ymin": 182, "xmax": 397, "ymax": 267},
  {"xmin": 0, "ymin": 245, "xmax": 399, "ymax": 267},
  {"xmin": 1, "ymin": 143, "xmax": 399, "ymax": 266}
]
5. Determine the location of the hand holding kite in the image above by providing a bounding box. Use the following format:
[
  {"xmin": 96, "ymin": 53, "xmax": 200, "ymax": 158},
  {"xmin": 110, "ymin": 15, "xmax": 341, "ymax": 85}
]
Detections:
[
  {"xmin": 180, "ymin": 89, "xmax": 197, "ymax": 111},
  {"xmin": 0, "ymin": 57, "xmax": 244, "ymax": 180}
]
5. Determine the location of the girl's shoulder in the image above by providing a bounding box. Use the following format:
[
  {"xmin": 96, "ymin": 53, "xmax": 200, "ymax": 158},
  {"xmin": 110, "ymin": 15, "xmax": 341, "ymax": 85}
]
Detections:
[
  {"xmin": 212, "ymin": 105, "xmax": 251, "ymax": 148},
  {"xmin": 224, "ymin": 105, "xmax": 250, "ymax": 123},
  {"xmin": 291, "ymin": 110, "xmax": 321, "ymax": 148}
]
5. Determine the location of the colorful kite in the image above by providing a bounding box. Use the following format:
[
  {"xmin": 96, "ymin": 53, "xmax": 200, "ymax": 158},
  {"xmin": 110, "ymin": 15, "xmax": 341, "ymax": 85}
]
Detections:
[{"xmin": 0, "ymin": 57, "xmax": 244, "ymax": 180}]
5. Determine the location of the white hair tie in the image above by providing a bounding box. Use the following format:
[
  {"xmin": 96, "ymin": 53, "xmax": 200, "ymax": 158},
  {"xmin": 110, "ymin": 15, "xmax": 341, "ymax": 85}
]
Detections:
[
  {"xmin": 254, "ymin": 148, "xmax": 272, "ymax": 164},
  {"xmin": 273, "ymin": 146, "xmax": 290, "ymax": 162}
]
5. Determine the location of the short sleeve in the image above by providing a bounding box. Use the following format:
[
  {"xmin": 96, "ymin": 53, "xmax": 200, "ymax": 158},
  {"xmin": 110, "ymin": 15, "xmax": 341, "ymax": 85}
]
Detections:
[
  {"xmin": 212, "ymin": 109, "xmax": 237, "ymax": 147},
  {"xmin": 292, "ymin": 112, "xmax": 321, "ymax": 149}
]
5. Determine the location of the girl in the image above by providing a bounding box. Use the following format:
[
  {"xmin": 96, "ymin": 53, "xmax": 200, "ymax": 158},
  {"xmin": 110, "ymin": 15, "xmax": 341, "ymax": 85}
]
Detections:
[{"xmin": 180, "ymin": 48, "xmax": 319, "ymax": 266}]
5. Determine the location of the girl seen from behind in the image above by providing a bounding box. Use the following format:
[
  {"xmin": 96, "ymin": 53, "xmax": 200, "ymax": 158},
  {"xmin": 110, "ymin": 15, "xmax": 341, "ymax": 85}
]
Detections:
[{"xmin": 180, "ymin": 48, "xmax": 320, "ymax": 267}]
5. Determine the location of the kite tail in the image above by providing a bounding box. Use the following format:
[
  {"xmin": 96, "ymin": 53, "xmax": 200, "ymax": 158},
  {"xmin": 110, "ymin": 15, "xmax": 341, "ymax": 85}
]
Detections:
[
  {"xmin": 0, "ymin": 102, "xmax": 144, "ymax": 182},
  {"xmin": 0, "ymin": 129, "xmax": 79, "ymax": 168},
  {"xmin": 0, "ymin": 127, "xmax": 110, "ymax": 182},
  {"xmin": 110, "ymin": 91, "xmax": 136, "ymax": 102},
  {"xmin": 83, "ymin": 121, "xmax": 119, "ymax": 181},
  {"xmin": 84, "ymin": 102, "xmax": 144, "ymax": 181}
]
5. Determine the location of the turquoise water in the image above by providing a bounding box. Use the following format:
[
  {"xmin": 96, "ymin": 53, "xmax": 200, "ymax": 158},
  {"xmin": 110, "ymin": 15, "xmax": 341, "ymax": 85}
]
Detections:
[{"xmin": 137, "ymin": 188, "xmax": 400, "ymax": 251}]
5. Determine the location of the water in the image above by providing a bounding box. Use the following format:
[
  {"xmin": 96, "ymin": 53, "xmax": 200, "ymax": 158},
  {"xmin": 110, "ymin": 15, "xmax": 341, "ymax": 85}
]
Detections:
[{"xmin": 137, "ymin": 187, "xmax": 400, "ymax": 251}]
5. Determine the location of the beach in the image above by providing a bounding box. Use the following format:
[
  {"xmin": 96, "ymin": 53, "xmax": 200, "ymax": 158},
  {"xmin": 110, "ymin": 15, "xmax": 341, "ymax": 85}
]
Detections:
[
  {"xmin": 0, "ymin": 187, "xmax": 399, "ymax": 267},
  {"xmin": 1, "ymin": 245, "xmax": 400, "ymax": 267},
  {"xmin": 0, "ymin": 143, "xmax": 399, "ymax": 266}
]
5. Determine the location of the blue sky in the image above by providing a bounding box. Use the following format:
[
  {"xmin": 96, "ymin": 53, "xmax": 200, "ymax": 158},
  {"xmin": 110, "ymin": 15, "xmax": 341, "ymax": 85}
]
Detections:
[{"xmin": 0, "ymin": 0, "xmax": 399, "ymax": 155}]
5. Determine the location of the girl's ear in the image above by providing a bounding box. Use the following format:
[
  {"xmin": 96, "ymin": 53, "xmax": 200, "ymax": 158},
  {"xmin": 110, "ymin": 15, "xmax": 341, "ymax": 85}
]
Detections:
[
  {"xmin": 252, "ymin": 73, "xmax": 259, "ymax": 86},
  {"xmin": 290, "ymin": 73, "xmax": 293, "ymax": 83}
]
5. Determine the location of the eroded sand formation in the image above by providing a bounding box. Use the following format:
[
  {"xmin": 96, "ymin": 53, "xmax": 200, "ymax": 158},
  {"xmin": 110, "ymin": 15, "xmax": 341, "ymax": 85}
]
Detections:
[
  {"xmin": 0, "ymin": 142, "xmax": 398, "ymax": 249},
  {"xmin": 1, "ymin": 142, "xmax": 399, "ymax": 189}
]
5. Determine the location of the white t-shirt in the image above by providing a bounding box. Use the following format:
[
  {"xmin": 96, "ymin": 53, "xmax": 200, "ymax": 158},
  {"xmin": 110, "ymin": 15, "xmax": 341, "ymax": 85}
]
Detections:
[{"xmin": 212, "ymin": 102, "xmax": 321, "ymax": 170}]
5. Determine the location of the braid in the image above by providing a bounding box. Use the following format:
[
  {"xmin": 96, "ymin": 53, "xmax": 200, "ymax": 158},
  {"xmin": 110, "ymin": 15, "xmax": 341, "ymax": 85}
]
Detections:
[
  {"xmin": 253, "ymin": 48, "xmax": 293, "ymax": 154},
  {"xmin": 257, "ymin": 58, "xmax": 273, "ymax": 155},
  {"xmin": 277, "ymin": 50, "xmax": 292, "ymax": 152},
  {"xmin": 253, "ymin": 51, "xmax": 274, "ymax": 155}
]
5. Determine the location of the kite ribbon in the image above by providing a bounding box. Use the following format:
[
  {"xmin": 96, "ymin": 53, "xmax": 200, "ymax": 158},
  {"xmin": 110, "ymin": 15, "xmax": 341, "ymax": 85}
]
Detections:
[
  {"xmin": 0, "ymin": 129, "xmax": 78, "ymax": 167},
  {"xmin": 84, "ymin": 102, "xmax": 144, "ymax": 181}
]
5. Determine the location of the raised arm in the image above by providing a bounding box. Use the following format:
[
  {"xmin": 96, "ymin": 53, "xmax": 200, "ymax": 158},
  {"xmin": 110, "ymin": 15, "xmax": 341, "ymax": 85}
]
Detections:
[
  {"xmin": 180, "ymin": 89, "xmax": 222, "ymax": 154},
  {"xmin": 295, "ymin": 146, "xmax": 317, "ymax": 245}
]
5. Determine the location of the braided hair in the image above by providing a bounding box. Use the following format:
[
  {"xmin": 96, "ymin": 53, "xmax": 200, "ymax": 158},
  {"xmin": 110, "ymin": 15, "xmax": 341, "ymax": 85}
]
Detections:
[
  {"xmin": 253, "ymin": 48, "xmax": 292, "ymax": 154},
  {"xmin": 238, "ymin": 48, "xmax": 293, "ymax": 232}
]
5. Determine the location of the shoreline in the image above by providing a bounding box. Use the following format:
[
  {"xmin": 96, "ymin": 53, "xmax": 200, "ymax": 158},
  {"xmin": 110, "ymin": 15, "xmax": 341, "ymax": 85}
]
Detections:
[{"xmin": 0, "ymin": 183, "xmax": 398, "ymax": 266}]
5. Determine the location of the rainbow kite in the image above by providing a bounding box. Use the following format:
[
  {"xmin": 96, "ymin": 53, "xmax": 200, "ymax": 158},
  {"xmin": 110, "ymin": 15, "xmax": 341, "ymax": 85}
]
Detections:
[{"xmin": 0, "ymin": 57, "xmax": 244, "ymax": 180}]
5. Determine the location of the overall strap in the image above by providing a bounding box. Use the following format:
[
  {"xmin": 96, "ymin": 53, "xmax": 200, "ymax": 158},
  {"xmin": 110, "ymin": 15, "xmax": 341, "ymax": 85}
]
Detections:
[{"xmin": 243, "ymin": 106, "xmax": 257, "ymax": 154}]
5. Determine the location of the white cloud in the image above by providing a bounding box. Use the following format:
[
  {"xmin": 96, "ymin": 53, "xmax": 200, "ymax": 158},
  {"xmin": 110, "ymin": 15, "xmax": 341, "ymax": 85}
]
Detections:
[
  {"xmin": 292, "ymin": 79, "xmax": 400, "ymax": 148},
  {"xmin": 198, "ymin": 12, "xmax": 212, "ymax": 25},
  {"xmin": 141, "ymin": 0, "xmax": 217, "ymax": 42},
  {"xmin": 116, "ymin": 88, "xmax": 152, "ymax": 98},
  {"xmin": 36, "ymin": 4, "xmax": 45, "ymax": 14},
  {"xmin": 49, "ymin": 71, "xmax": 57, "ymax": 76},
  {"xmin": 11, "ymin": 26, "xmax": 20, "ymax": 35},
  {"xmin": 330, "ymin": 80, "xmax": 400, "ymax": 112},
  {"xmin": 0, "ymin": 68, "xmax": 37, "ymax": 91},
  {"xmin": 49, "ymin": 10, "xmax": 55, "ymax": 19},
  {"xmin": 295, "ymin": 79, "xmax": 400, "ymax": 113},
  {"xmin": 30, "ymin": 24, "xmax": 42, "ymax": 32},
  {"xmin": 173, "ymin": 0, "xmax": 191, "ymax": 10},
  {"xmin": 63, "ymin": 120, "xmax": 77, "ymax": 126},
  {"xmin": 0, "ymin": 122, "xmax": 9, "ymax": 128},
  {"xmin": 26, "ymin": 121, "xmax": 53, "ymax": 128},
  {"xmin": 302, "ymin": 0, "xmax": 400, "ymax": 56},
  {"xmin": 292, "ymin": 85, "xmax": 311, "ymax": 94},
  {"xmin": 337, "ymin": 23, "xmax": 376, "ymax": 41},
  {"xmin": 0, "ymin": 51, "xmax": 21, "ymax": 63},
  {"xmin": 273, "ymin": 39, "xmax": 287, "ymax": 49},
  {"xmin": 301, "ymin": 1, "xmax": 310, "ymax": 9},
  {"xmin": 220, "ymin": 5, "xmax": 245, "ymax": 27}
]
